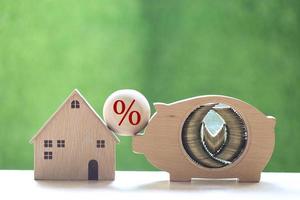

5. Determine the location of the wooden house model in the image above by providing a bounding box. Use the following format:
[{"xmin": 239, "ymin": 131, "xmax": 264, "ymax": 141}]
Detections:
[{"xmin": 30, "ymin": 89, "xmax": 119, "ymax": 180}]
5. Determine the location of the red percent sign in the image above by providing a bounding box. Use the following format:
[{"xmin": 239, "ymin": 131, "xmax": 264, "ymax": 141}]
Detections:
[{"xmin": 113, "ymin": 99, "xmax": 141, "ymax": 126}]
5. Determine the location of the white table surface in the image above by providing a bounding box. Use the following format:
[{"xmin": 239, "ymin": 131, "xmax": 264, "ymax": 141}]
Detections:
[{"xmin": 0, "ymin": 170, "xmax": 299, "ymax": 200}]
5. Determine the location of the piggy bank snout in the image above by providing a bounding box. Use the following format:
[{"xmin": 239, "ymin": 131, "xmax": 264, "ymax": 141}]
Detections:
[{"xmin": 132, "ymin": 135, "xmax": 146, "ymax": 154}]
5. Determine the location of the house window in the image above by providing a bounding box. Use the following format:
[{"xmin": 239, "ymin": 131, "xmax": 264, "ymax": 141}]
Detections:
[
  {"xmin": 57, "ymin": 140, "xmax": 65, "ymax": 147},
  {"xmin": 71, "ymin": 100, "xmax": 80, "ymax": 109},
  {"xmin": 44, "ymin": 140, "xmax": 52, "ymax": 148},
  {"xmin": 97, "ymin": 140, "xmax": 105, "ymax": 148},
  {"xmin": 44, "ymin": 151, "xmax": 53, "ymax": 160}
]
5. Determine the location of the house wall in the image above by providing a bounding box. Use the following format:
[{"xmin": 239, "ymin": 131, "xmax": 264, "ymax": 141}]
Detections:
[{"xmin": 33, "ymin": 94, "xmax": 116, "ymax": 180}]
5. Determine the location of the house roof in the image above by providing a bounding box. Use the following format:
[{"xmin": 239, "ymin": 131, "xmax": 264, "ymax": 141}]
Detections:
[{"xmin": 30, "ymin": 89, "xmax": 120, "ymax": 143}]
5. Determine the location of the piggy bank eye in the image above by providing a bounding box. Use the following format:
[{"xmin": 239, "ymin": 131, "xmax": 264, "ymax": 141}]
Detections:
[
  {"xmin": 168, "ymin": 114, "xmax": 176, "ymax": 118},
  {"xmin": 182, "ymin": 103, "xmax": 247, "ymax": 168}
]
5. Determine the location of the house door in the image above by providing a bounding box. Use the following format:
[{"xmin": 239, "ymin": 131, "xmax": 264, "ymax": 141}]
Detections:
[{"xmin": 88, "ymin": 160, "xmax": 98, "ymax": 180}]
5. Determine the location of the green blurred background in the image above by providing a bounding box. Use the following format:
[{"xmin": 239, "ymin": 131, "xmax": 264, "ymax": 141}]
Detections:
[{"xmin": 0, "ymin": 0, "xmax": 299, "ymax": 171}]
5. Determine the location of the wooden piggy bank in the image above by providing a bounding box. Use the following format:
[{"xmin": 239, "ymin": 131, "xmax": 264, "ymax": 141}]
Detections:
[{"xmin": 133, "ymin": 95, "xmax": 276, "ymax": 182}]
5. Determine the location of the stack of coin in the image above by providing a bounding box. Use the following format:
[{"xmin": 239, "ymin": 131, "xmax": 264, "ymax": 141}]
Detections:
[
  {"xmin": 182, "ymin": 104, "xmax": 247, "ymax": 168},
  {"xmin": 213, "ymin": 107, "xmax": 247, "ymax": 162},
  {"xmin": 202, "ymin": 123, "xmax": 226, "ymax": 155}
]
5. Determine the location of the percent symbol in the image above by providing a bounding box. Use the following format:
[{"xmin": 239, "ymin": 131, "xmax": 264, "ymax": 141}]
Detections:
[{"xmin": 113, "ymin": 99, "xmax": 141, "ymax": 126}]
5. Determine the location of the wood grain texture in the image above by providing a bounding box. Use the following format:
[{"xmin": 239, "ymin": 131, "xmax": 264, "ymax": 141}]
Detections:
[
  {"xmin": 30, "ymin": 89, "xmax": 119, "ymax": 180},
  {"xmin": 132, "ymin": 95, "xmax": 276, "ymax": 182}
]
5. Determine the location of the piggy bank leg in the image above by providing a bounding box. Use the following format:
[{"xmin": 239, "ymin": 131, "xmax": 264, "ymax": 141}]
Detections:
[
  {"xmin": 169, "ymin": 173, "xmax": 191, "ymax": 182},
  {"xmin": 238, "ymin": 172, "xmax": 261, "ymax": 183}
]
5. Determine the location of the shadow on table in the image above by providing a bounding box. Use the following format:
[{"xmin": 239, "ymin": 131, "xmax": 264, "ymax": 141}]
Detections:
[
  {"xmin": 36, "ymin": 178, "xmax": 286, "ymax": 192},
  {"xmin": 36, "ymin": 180, "xmax": 114, "ymax": 189},
  {"xmin": 136, "ymin": 179, "xmax": 284, "ymax": 192}
]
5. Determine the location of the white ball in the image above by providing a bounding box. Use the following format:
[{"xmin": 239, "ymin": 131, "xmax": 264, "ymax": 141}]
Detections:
[{"xmin": 103, "ymin": 89, "xmax": 151, "ymax": 136}]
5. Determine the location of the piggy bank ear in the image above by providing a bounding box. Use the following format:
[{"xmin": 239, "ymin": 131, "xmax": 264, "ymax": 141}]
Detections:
[
  {"xmin": 153, "ymin": 102, "xmax": 168, "ymax": 112},
  {"xmin": 267, "ymin": 116, "xmax": 276, "ymax": 129}
]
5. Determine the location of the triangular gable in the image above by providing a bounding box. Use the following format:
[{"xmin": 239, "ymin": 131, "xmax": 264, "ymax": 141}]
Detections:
[{"xmin": 30, "ymin": 89, "xmax": 119, "ymax": 143}]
